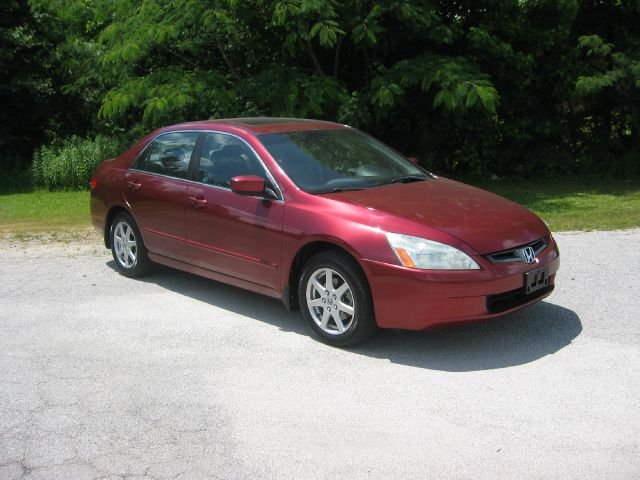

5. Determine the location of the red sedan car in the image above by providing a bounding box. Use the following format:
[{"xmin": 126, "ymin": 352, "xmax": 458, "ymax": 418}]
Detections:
[{"xmin": 90, "ymin": 118, "xmax": 559, "ymax": 346}]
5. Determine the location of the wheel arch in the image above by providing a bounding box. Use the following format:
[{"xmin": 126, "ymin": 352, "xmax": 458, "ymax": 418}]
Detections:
[
  {"xmin": 103, "ymin": 205, "xmax": 132, "ymax": 248},
  {"xmin": 283, "ymin": 239, "xmax": 371, "ymax": 312}
]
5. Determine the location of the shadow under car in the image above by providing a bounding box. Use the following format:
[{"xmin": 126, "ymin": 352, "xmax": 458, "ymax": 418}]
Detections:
[{"xmin": 107, "ymin": 260, "xmax": 581, "ymax": 372}]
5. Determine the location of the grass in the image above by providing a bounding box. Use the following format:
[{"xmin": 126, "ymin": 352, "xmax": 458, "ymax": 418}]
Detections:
[
  {"xmin": 476, "ymin": 177, "xmax": 640, "ymax": 232},
  {"xmin": 0, "ymin": 178, "xmax": 638, "ymax": 238},
  {"xmin": 0, "ymin": 190, "xmax": 91, "ymax": 235}
]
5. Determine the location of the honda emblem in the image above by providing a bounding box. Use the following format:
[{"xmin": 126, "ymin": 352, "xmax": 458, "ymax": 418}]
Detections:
[{"xmin": 521, "ymin": 246, "xmax": 536, "ymax": 264}]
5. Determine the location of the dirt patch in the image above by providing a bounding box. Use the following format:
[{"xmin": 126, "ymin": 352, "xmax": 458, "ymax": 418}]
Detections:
[{"xmin": 0, "ymin": 227, "xmax": 105, "ymax": 257}]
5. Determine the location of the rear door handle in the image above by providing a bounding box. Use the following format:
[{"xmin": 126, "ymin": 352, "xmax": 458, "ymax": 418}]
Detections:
[
  {"xmin": 127, "ymin": 181, "xmax": 142, "ymax": 191},
  {"xmin": 189, "ymin": 195, "xmax": 208, "ymax": 209}
]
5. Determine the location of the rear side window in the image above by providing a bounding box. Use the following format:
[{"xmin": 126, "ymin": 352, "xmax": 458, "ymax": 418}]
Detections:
[{"xmin": 132, "ymin": 132, "xmax": 199, "ymax": 179}]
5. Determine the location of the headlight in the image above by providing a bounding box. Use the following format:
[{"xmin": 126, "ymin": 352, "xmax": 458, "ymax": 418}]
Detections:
[{"xmin": 385, "ymin": 232, "xmax": 480, "ymax": 270}]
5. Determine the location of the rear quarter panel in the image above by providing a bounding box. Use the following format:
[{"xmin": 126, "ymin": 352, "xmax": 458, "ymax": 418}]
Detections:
[{"xmin": 90, "ymin": 160, "xmax": 125, "ymax": 233}]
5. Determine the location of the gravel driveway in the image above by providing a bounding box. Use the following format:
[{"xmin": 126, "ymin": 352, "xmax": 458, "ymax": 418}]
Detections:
[{"xmin": 0, "ymin": 230, "xmax": 638, "ymax": 479}]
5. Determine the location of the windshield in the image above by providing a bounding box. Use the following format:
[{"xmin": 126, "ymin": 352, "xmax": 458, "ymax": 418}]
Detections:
[{"xmin": 257, "ymin": 128, "xmax": 429, "ymax": 193}]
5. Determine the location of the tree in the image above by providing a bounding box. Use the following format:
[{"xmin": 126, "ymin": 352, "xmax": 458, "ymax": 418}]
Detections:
[
  {"xmin": 0, "ymin": 0, "xmax": 98, "ymax": 175},
  {"xmin": 0, "ymin": 0, "xmax": 58, "ymax": 170},
  {"xmin": 4, "ymin": 0, "xmax": 638, "ymax": 180},
  {"xmin": 573, "ymin": 0, "xmax": 640, "ymax": 174}
]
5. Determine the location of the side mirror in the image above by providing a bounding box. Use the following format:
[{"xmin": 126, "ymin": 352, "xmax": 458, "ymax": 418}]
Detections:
[
  {"xmin": 230, "ymin": 175, "xmax": 267, "ymax": 196},
  {"xmin": 407, "ymin": 156, "xmax": 419, "ymax": 165}
]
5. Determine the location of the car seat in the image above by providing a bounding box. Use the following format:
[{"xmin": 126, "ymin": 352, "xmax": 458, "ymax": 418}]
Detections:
[{"xmin": 209, "ymin": 144, "xmax": 253, "ymax": 187}]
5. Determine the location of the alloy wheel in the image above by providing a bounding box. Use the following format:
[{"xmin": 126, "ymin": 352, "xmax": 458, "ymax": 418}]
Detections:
[
  {"xmin": 113, "ymin": 221, "xmax": 138, "ymax": 269},
  {"xmin": 305, "ymin": 267, "xmax": 356, "ymax": 335}
]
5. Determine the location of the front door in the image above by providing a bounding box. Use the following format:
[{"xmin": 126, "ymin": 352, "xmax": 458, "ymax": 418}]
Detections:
[{"xmin": 185, "ymin": 132, "xmax": 283, "ymax": 290}]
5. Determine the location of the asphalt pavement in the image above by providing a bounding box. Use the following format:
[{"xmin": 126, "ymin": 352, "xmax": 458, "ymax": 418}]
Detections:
[{"xmin": 0, "ymin": 229, "xmax": 638, "ymax": 479}]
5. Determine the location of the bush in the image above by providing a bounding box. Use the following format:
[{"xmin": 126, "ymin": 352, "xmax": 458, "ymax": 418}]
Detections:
[{"xmin": 32, "ymin": 135, "xmax": 127, "ymax": 189}]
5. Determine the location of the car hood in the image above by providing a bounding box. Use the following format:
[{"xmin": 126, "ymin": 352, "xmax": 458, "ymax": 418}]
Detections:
[{"xmin": 319, "ymin": 178, "xmax": 548, "ymax": 254}]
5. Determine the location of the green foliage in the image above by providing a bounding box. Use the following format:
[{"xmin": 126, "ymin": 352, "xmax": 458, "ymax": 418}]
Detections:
[
  {"xmin": 99, "ymin": 69, "xmax": 233, "ymax": 125},
  {"xmin": 32, "ymin": 136, "xmax": 127, "ymax": 190},
  {"xmin": 0, "ymin": 1, "xmax": 61, "ymax": 165},
  {"xmin": 273, "ymin": 0, "xmax": 345, "ymax": 51},
  {"xmin": 573, "ymin": 24, "xmax": 640, "ymax": 175},
  {"xmin": 371, "ymin": 54, "xmax": 500, "ymax": 115},
  {"xmin": 0, "ymin": 165, "xmax": 32, "ymax": 194},
  {"xmin": 576, "ymin": 35, "xmax": 640, "ymax": 95},
  {"xmin": 75, "ymin": 0, "xmax": 502, "ymax": 130},
  {"xmin": 1, "ymin": 0, "xmax": 639, "ymax": 184}
]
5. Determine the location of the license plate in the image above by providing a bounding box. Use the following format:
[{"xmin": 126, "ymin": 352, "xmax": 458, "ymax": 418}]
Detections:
[{"xmin": 524, "ymin": 265, "xmax": 549, "ymax": 295}]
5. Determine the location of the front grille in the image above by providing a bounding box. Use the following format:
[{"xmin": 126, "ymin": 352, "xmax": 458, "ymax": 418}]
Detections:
[
  {"xmin": 486, "ymin": 284, "xmax": 554, "ymax": 314},
  {"xmin": 485, "ymin": 236, "xmax": 548, "ymax": 264}
]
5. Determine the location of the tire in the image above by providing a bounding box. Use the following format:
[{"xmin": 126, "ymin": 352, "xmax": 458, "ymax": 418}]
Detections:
[
  {"xmin": 298, "ymin": 250, "xmax": 378, "ymax": 346},
  {"xmin": 110, "ymin": 212, "xmax": 153, "ymax": 277}
]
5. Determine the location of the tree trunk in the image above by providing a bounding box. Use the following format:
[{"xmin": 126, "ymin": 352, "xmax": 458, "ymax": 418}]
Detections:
[
  {"xmin": 333, "ymin": 37, "xmax": 343, "ymax": 78},
  {"xmin": 305, "ymin": 40, "xmax": 325, "ymax": 76}
]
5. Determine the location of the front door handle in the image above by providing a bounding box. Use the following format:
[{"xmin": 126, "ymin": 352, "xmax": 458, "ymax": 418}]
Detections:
[
  {"xmin": 127, "ymin": 181, "xmax": 142, "ymax": 191},
  {"xmin": 189, "ymin": 195, "xmax": 208, "ymax": 209}
]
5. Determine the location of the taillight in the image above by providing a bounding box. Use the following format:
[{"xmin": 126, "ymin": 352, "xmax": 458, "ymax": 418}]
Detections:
[{"xmin": 90, "ymin": 178, "xmax": 97, "ymax": 189}]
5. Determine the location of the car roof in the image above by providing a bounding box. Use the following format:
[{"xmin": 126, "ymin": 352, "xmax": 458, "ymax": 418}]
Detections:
[{"xmin": 169, "ymin": 117, "xmax": 347, "ymax": 135}]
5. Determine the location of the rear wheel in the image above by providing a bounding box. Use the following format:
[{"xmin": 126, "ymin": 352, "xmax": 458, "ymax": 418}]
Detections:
[
  {"xmin": 299, "ymin": 251, "xmax": 377, "ymax": 346},
  {"xmin": 110, "ymin": 213, "xmax": 153, "ymax": 277}
]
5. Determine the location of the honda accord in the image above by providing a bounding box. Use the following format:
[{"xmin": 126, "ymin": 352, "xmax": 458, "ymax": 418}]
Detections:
[{"xmin": 90, "ymin": 118, "xmax": 559, "ymax": 346}]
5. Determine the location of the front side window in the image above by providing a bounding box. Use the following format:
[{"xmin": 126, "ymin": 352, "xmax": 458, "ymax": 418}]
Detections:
[
  {"xmin": 258, "ymin": 128, "xmax": 428, "ymax": 193},
  {"xmin": 197, "ymin": 133, "xmax": 268, "ymax": 188},
  {"xmin": 133, "ymin": 131, "xmax": 199, "ymax": 179}
]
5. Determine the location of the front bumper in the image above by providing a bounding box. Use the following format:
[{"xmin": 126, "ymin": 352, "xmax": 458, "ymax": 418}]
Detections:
[{"xmin": 362, "ymin": 243, "xmax": 560, "ymax": 330}]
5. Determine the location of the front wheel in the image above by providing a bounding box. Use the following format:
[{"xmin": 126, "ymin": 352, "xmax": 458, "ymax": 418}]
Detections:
[
  {"xmin": 299, "ymin": 251, "xmax": 378, "ymax": 346},
  {"xmin": 110, "ymin": 213, "xmax": 153, "ymax": 277}
]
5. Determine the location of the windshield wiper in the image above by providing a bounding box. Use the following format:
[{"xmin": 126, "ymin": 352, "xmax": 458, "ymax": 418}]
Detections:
[
  {"xmin": 381, "ymin": 175, "xmax": 427, "ymax": 186},
  {"xmin": 312, "ymin": 186, "xmax": 367, "ymax": 194}
]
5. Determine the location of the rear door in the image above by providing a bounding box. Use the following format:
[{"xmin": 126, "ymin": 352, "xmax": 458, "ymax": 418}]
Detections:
[
  {"xmin": 185, "ymin": 132, "xmax": 283, "ymax": 290},
  {"xmin": 124, "ymin": 131, "xmax": 200, "ymax": 262}
]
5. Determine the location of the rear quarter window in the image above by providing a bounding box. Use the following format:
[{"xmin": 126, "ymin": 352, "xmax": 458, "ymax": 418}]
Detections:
[{"xmin": 132, "ymin": 132, "xmax": 199, "ymax": 179}]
